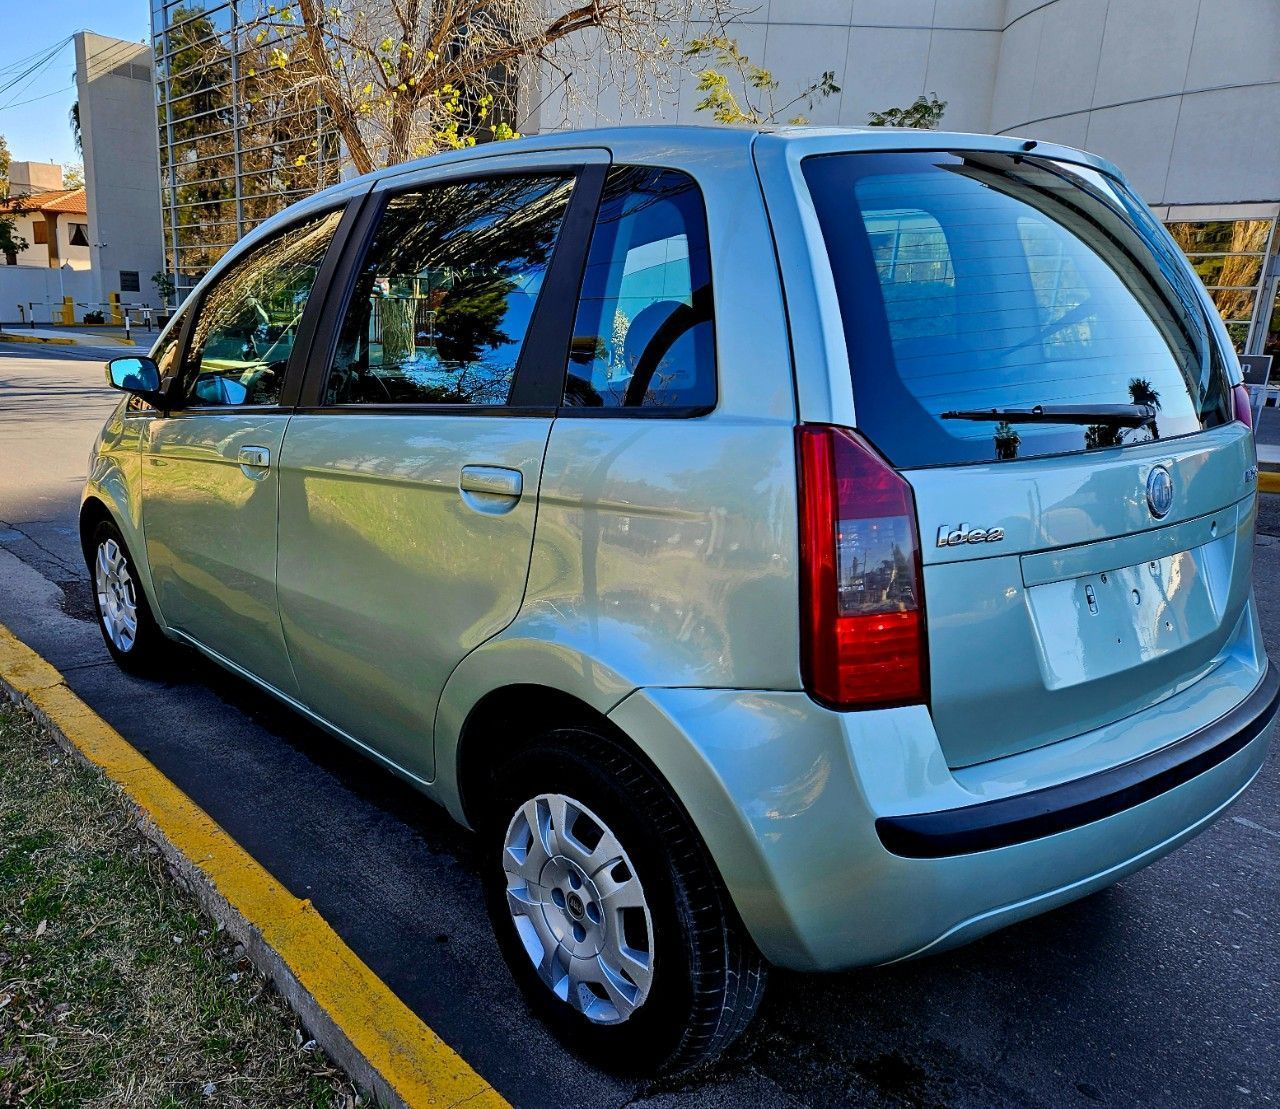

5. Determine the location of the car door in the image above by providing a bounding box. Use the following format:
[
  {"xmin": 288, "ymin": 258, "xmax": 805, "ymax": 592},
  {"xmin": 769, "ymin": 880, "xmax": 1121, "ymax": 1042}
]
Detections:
[
  {"xmin": 142, "ymin": 204, "xmax": 350, "ymax": 696},
  {"xmin": 275, "ymin": 155, "xmax": 605, "ymax": 781}
]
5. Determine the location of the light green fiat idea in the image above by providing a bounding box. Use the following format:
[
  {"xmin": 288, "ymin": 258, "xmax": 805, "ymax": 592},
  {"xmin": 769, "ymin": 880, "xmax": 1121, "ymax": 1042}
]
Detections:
[{"xmin": 85, "ymin": 126, "xmax": 1277, "ymax": 1072}]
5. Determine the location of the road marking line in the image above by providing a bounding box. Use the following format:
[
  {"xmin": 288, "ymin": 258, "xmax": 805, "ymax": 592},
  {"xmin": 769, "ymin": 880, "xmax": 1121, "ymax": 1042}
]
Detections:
[
  {"xmin": 0, "ymin": 622, "xmax": 507, "ymax": 1109},
  {"xmin": 1257, "ymin": 471, "xmax": 1280, "ymax": 494}
]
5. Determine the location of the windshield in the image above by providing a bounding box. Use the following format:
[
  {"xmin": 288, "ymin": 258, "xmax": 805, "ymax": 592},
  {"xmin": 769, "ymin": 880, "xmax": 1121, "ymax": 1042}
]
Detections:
[{"xmin": 801, "ymin": 150, "xmax": 1233, "ymax": 467}]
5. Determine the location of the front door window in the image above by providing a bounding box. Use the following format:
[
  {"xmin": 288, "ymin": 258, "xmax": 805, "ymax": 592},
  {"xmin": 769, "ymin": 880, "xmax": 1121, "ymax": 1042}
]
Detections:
[{"xmin": 182, "ymin": 208, "xmax": 342, "ymax": 407}]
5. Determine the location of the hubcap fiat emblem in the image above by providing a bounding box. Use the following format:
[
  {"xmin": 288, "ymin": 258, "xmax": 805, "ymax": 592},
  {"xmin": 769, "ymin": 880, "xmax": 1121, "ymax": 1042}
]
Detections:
[{"xmin": 1146, "ymin": 466, "xmax": 1173, "ymax": 519}]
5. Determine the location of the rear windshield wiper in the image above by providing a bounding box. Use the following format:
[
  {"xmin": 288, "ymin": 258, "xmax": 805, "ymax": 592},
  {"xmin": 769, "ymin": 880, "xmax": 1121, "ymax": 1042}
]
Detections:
[{"xmin": 941, "ymin": 403, "xmax": 1157, "ymax": 428}]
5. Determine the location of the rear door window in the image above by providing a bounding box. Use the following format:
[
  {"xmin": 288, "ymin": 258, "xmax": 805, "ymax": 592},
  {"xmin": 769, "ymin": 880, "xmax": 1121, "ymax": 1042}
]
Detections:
[{"xmin": 802, "ymin": 151, "xmax": 1232, "ymax": 467}]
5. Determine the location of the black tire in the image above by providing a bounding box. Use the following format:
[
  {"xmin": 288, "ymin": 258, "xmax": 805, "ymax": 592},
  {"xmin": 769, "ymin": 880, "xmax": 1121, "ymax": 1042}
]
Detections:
[
  {"xmin": 87, "ymin": 519, "xmax": 166, "ymax": 676},
  {"xmin": 480, "ymin": 727, "xmax": 767, "ymax": 1074}
]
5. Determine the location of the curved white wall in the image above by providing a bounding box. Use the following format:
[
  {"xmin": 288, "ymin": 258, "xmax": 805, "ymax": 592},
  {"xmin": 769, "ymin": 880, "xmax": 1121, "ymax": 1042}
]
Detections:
[
  {"xmin": 991, "ymin": 0, "xmax": 1280, "ymax": 204},
  {"xmin": 539, "ymin": 0, "xmax": 1280, "ymax": 207}
]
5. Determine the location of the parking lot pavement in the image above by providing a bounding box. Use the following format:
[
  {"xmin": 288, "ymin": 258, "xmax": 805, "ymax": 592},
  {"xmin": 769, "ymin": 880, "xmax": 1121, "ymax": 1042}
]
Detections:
[{"xmin": 1, "ymin": 345, "xmax": 1277, "ymax": 1107}]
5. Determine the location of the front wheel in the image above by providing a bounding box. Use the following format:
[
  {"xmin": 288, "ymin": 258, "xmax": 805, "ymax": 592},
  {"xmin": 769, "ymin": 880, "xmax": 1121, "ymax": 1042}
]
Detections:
[
  {"xmin": 481, "ymin": 729, "xmax": 767, "ymax": 1074},
  {"xmin": 89, "ymin": 519, "xmax": 165, "ymax": 675}
]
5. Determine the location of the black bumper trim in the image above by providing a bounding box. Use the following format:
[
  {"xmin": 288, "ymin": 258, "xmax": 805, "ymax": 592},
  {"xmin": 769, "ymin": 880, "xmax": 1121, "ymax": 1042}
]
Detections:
[{"xmin": 876, "ymin": 663, "xmax": 1280, "ymax": 859}]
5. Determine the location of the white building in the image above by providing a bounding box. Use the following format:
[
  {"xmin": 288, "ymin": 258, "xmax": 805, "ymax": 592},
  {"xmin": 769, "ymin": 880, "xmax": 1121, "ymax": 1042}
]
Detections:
[
  {"xmin": 535, "ymin": 0, "xmax": 1280, "ymax": 360},
  {"xmin": 1, "ymin": 162, "xmax": 91, "ymax": 271},
  {"xmin": 0, "ymin": 32, "xmax": 164, "ymax": 325}
]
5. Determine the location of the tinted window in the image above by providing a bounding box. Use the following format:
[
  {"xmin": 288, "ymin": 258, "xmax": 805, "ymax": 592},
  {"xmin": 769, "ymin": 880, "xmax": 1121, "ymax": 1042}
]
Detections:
[
  {"xmin": 803, "ymin": 152, "xmax": 1232, "ymax": 467},
  {"xmin": 182, "ymin": 208, "xmax": 341, "ymax": 406},
  {"xmin": 564, "ymin": 167, "xmax": 715, "ymax": 410},
  {"xmin": 325, "ymin": 175, "xmax": 574, "ymax": 406}
]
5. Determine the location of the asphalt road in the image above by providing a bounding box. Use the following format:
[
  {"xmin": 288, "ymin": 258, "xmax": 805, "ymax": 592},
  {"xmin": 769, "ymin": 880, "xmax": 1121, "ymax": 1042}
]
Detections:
[{"xmin": 1, "ymin": 342, "xmax": 1277, "ymax": 1108}]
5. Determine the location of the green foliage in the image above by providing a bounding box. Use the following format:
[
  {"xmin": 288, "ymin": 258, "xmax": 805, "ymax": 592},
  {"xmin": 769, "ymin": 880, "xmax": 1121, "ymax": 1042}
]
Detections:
[
  {"xmin": 867, "ymin": 92, "xmax": 947, "ymax": 129},
  {"xmin": 1128, "ymin": 377, "xmax": 1161, "ymax": 410},
  {"xmin": 151, "ymin": 270, "xmax": 177, "ymax": 303},
  {"xmin": 0, "ymin": 134, "xmax": 27, "ymax": 263},
  {"xmin": 62, "ymin": 163, "xmax": 84, "ymax": 189},
  {"xmin": 685, "ymin": 35, "xmax": 839, "ymax": 125}
]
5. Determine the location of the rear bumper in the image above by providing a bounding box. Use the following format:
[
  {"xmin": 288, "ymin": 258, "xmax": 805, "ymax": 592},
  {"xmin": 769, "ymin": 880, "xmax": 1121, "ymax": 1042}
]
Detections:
[
  {"xmin": 877, "ymin": 662, "xmax": 1280, "ymax": 858},
  {"xmin": 608, "ymin": 605, "xmax": 1276, "ymax": 972}
]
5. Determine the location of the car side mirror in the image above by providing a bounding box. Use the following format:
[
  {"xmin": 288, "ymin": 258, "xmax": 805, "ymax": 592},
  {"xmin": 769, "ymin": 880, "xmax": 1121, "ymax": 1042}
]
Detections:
[{"xmin": 105, "ymin": 356, "xmax": 162, "ymax": 399}]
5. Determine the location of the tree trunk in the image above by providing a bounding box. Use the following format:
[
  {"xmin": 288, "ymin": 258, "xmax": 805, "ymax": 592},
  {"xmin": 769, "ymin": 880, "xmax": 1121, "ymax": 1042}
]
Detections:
[{"xmin": 380, "ymin": 298, "xmax": 417, "ymax": 365}]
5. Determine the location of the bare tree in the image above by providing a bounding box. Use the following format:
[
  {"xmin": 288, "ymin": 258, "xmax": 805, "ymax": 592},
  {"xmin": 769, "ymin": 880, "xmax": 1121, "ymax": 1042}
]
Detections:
[{"xmin": 242, "ymin": 1, "xmax": 728, "ymax": 175}]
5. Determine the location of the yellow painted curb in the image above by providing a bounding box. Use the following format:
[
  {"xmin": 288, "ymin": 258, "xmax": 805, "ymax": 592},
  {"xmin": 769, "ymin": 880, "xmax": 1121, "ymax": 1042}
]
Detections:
[
  {"xmin": 0, "ymin": 623, "xmax": 507, "ymax": 1109},
  {"xmin": 0, "ymin": 331, "xmax": 75, "ymax": 346},
  {"xmin": 1258, "ymin": 471, "xmax": 1280, "ymax": 494}
]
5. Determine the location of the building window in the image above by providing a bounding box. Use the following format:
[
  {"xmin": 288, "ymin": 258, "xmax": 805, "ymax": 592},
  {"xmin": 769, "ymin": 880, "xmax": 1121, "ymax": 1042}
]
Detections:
[
  {"xmin": 120, "ymin": 270, "xmax": 141, "ymax": 292},
  {"xmin": 69, "ymin": 223, "xmax": 89, "ymax": 247},
  {"xmin": 32, "ymin": 221, "xmax": 48, "ymax": 245},
  {"xmin": 1166, "ymin": 219, "xmax": 1276, "ymax": 352}
]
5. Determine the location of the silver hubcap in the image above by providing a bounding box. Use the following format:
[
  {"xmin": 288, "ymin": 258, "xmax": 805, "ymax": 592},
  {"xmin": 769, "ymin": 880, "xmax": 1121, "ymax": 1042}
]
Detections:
[
  {"xmin": 502, "ymin": 793, "xmax": 654, "ymax": 1024},
  {"xmin": 94, "ymin": 538, "xmax": 138, "ymax": 653}
]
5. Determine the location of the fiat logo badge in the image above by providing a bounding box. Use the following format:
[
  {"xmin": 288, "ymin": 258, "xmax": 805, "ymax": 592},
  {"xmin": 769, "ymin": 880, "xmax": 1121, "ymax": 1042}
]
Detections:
[{"xmin": 1146, "ymin": 465, "xmax": 1173, "ymax": 519}]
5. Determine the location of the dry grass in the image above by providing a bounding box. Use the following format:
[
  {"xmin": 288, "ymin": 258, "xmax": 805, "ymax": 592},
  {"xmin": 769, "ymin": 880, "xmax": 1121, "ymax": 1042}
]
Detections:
[{"xmin": 0, "ymin": 701, "xmax": 363, "ymax": 1107}]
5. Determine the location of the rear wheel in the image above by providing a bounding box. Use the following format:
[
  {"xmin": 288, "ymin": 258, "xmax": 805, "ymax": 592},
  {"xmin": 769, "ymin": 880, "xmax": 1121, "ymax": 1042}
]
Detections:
[
  {"xmin": 89, "ymin": 519, "xmax": 165, "ymax": 675},
  {"xmin": 481, "ymin": 728, "xmax": 767, "ymax": 1074}
]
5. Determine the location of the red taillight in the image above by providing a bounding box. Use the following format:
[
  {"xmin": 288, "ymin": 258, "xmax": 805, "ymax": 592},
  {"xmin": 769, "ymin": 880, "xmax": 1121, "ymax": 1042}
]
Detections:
[
  {"xmin": 796, "ymin": 425, "xmax": 928, "ymax": 710},
  {"xmin": 1233, "ymin": 383, "xmax": 1253, "ymax": 429}
]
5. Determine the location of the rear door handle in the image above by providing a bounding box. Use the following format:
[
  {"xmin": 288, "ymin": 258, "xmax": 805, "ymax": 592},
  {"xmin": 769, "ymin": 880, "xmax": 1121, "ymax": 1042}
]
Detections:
[
  {"xmin": 459, "ymin": 464, "xmax": 523, "ymax": 512},
  {"xmin": 237, "ymin": 444, "xmax": 272, "ymax": 479}
]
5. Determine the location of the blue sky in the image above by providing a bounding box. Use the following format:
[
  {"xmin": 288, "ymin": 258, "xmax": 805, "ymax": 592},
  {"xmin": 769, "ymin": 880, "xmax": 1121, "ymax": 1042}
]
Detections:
[{"xmin": 0, "ymin": 1, "xmax": 149, "ymax": 170}]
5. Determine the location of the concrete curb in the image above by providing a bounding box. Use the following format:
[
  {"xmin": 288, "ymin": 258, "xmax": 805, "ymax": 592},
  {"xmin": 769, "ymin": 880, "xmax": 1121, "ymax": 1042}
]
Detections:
[
  {"xmin": 0, "ymin": 623, "xmax": 507, "ymax": 1109},
  {"xmin": 0, "ymin": 331, "xmax": 75, "ymax": 346}
]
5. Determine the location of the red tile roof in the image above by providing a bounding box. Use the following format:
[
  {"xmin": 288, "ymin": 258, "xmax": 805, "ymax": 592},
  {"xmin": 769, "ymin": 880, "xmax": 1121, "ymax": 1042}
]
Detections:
[{"xmin": 0, "ymin": 187, "xmax": 88, "ymax": 215}]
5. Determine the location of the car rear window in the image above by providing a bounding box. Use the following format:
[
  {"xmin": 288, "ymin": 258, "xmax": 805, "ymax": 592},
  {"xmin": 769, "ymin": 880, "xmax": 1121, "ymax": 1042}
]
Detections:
[{"xmin": 801, "ymin": 151, "xmax": 1233, "ymax": 467}]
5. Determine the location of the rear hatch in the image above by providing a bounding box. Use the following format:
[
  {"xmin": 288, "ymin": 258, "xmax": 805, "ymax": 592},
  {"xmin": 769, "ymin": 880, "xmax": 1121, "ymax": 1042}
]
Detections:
[{"xmin": 801, "ymin": 147, "xmax": 1256, "ymax": 767}]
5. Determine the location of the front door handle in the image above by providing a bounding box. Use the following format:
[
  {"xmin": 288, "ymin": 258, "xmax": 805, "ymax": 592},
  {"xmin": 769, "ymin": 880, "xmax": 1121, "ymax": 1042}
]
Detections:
[
  {"xmin": 237, "ymin": 444, "xmax": 272, "ymax": 480},
  {"xmin": 459, "ymin": 464, "xmax": 523, "ymax": 514}
]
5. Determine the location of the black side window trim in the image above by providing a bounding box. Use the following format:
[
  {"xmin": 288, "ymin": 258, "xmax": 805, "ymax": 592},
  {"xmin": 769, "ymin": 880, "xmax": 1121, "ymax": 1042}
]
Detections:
[
  {"xmin": 164, "ymin": 199, "xmax": 363, "ymax": 415},
  {"xmin": 295, "ymin": 164, "xmax": 608, "ymax": 413}
]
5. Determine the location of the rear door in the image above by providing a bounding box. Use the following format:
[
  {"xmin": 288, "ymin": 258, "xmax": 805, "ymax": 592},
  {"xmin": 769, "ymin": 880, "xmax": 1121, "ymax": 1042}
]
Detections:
[
  {"xmin": 142, "ymin": 205, "xmax": 349, "ymax": 695},
  {"xmin": 275, "ymin": 157, "xmax": 604, "ymax": 781},
  {"xmin": 794, "ymin": 147, "xmax": 1256, "ymax": 767}
]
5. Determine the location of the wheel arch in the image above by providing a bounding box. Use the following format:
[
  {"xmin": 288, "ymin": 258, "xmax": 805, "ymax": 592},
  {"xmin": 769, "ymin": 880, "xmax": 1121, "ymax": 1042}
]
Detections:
[
  {"xmin": 453, "ymin": 683, "xmax": 624, "ymax": 830},
  {"xmin": 79, "ymin": 481, "xmax": 163, "ymax": 629},
  {"xmin": 78, "ymin": 495, "xmax": 115, "ymax": 562}
]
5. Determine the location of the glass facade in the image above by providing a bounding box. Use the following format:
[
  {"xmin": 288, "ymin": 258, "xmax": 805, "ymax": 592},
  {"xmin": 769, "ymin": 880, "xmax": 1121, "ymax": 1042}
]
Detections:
[
  {"xmin": 151, "ymin": 0, "xmax": 342, "ymax": 301},
  {"xmin": 1165, "ymin": 217, "xmax": 1280, "ymax": 354}
]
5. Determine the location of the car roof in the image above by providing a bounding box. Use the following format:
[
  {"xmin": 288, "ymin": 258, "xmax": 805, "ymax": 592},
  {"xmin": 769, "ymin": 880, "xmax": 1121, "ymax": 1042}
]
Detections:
[
  {"xmin": 263, "ymin": 123, "xmax": 1121, "ymax": 225},
  {"xmin": 212, "ymin": 123, "xmax": 1121, "ymax": 301}
]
